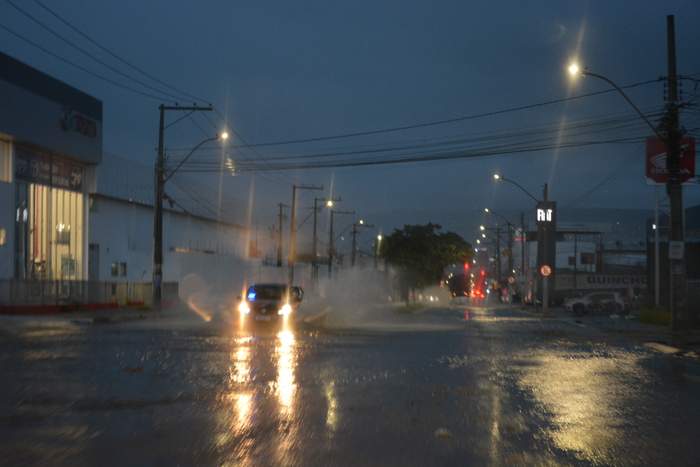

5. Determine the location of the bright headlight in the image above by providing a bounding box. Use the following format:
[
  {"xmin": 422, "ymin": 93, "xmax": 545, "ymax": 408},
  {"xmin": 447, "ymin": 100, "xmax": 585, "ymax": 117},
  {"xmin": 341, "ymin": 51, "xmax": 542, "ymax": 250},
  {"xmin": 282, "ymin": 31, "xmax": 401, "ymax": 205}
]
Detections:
[
  {"xmin": 278, "ymin": 303, "xmax": 292, "ymax": 316},
  {"xmin": 238, "ymin": 301, "xmax": 250, "ymax": 315}
]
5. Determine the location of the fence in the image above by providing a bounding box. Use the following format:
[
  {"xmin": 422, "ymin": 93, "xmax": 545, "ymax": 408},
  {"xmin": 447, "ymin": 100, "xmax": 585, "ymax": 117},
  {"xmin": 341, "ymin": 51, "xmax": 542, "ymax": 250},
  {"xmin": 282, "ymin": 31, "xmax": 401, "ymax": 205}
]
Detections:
[{"xmin": 0, "ymin": 280, "xmax": 179, "ymax": 307}]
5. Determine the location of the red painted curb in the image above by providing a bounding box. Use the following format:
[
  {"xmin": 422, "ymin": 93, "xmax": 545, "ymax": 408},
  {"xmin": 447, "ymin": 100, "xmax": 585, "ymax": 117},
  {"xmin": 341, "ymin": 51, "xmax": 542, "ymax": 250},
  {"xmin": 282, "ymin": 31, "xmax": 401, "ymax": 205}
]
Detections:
[{"xmin": 0, "ymin": 303, "xmax": 118, "ymax": 315}]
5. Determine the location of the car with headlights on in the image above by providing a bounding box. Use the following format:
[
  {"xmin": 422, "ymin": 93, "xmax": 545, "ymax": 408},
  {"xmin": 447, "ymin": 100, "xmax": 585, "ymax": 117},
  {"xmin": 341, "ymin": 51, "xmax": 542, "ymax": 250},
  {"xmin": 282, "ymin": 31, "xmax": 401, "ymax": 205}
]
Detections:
[{"xmin": 237, "ymin": 283, "xmax": 303, "ymax": 322}]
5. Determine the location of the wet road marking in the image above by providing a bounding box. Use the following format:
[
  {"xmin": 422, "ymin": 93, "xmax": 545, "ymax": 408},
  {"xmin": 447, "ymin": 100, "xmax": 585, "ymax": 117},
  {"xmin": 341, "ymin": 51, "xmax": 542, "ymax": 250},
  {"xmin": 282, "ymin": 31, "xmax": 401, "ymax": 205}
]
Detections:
[{"xmin": 644, "ymin": 342, "xmax": 681, "ymax": 354}]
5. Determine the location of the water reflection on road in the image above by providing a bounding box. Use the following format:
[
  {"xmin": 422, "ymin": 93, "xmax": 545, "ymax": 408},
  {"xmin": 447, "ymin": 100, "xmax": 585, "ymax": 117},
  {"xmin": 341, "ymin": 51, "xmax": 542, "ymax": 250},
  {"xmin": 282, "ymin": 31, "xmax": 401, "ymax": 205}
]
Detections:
[
  {"xmin": 517, "ymin": 346, "xmax": 650, "ymax": 465},
  {"xmin": 216, "ymin": 319, "xmax": 300, "ymax": 465}
]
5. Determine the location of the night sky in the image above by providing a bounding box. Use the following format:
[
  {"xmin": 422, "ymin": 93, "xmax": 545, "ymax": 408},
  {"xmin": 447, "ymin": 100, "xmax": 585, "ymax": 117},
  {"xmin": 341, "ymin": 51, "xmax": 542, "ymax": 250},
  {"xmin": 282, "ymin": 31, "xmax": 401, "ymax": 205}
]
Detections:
[{"xmin": 3, "ymin": 0, "xmax": 700, "ymax": 238}]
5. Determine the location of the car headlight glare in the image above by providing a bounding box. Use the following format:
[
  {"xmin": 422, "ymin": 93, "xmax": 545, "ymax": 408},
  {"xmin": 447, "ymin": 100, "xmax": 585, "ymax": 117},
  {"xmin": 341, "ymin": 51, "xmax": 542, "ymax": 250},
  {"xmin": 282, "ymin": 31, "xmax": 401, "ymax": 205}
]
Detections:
[
  {"xmin": 238, "ymin": 301, "xmax": 250, "ymax": 315},
  {"xmin": 278, "ymin": 303, "xmax": 292, "ymax": 316}
]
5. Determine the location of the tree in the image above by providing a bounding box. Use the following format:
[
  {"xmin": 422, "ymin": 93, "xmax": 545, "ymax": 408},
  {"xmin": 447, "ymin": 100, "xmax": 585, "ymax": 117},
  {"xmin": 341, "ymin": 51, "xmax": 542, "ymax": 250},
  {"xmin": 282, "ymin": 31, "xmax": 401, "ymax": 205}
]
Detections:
[{"xmin": 380, "ymin": 223, "xmax": 472, "ymax": 302}]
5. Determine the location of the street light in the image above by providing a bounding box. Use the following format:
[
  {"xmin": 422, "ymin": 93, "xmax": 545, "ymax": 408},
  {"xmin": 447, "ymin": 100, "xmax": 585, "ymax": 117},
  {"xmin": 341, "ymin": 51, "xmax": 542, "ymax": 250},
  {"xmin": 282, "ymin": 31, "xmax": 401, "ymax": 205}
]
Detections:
[
  {"xmin": 567, "ymin": 62, "xmax": 580, "ymax": 77},
  {"xmin": 483, "ymin": 208, "xmax": 490, "ymax": 213},
  {"xmin": 374, "ymin": 234, "xmax": 383, "ymax": 269},
  {"xmin": 568, "ymin": 48, "xmax": 686, "ymax": 328},
  {"xmin": 481, "ymin": 233, "xmax": 486, "ymax": 238},
  {"xmin": 164, "ymin": 131, "xmax": 230, "ymax": 183},
  {"xmin": 479, "ymin": 225, "xmax": 486, "ymax": 231},
  {"xmin": 492, "ymin": 172, "xmax": 540, "ymax": 203},
  {"xmin": 359, "ymin": 219, "xmax": 364, "ymax": 225},
  {"xmin": 312, "ymin": 195, "xmax": 341, "ymax": 282},
  {"xmin": 566, "ymin": 62, "xmax": 663, "ymax": 139}
]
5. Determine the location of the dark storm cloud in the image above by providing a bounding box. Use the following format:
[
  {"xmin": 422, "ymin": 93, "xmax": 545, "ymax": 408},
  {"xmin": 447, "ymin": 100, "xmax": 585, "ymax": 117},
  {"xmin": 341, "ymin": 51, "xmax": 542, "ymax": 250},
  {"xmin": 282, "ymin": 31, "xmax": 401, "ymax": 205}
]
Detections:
[{"xmin": 2, "ymin": 0, "xmax": 699, "ymax": 232}]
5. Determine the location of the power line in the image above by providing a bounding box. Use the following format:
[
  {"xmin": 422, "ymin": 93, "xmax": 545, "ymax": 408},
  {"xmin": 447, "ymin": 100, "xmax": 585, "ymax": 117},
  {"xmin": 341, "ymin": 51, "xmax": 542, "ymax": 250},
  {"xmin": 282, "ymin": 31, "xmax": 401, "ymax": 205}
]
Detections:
[
  {"xmin": 204, "ymin": 109, "xmax": 294, "ymax": 184},
  {"xmin": 30, "ymin": 0, "xmax": 208, "ymax": 104},
  {"xmin": 5, "ymin": 0, "xmax": 182, "ymax": 102},
  {"xmin": 172, "ymin": 109, "xmax": 662, "ymax": 167},
  {"xmin": 0, "ymin": 21, "xmax": 166, "ymax": 101},
  {"xmin": 214, "ymin": 78, "xmax": 664, "ymax": 149},
  {"xmin": 214, "ymin": 136, "xmax": 653, "ymax": 172}
]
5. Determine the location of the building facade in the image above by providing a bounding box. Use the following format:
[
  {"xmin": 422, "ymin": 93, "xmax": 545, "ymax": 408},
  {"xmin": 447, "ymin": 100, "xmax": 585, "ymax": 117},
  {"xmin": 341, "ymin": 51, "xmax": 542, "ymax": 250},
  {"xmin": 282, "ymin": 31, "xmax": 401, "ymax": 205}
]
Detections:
[{"xmin": 0, "ymin": 52, "xmax": 102, "ymax": 282}]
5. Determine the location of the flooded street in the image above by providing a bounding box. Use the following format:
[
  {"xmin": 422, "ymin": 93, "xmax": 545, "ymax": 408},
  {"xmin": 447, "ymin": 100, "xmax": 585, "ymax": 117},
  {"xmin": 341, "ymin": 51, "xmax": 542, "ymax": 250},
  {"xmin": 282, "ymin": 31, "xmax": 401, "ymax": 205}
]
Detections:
[{"xmin": 1, "ymin": 307, "xmax": 699, "ymax": 466}]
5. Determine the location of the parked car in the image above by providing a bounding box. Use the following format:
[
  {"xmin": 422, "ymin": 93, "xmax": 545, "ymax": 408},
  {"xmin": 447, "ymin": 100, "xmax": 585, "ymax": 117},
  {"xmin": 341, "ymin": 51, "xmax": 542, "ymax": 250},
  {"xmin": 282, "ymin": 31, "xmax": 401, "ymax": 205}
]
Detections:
[
  {"xmin": 563, "ymin": 292, "xmax": 628, "ymax": 315},
  {"xmin": 237, "ymin": 283, "xmax": 303, "ymax": 323}
]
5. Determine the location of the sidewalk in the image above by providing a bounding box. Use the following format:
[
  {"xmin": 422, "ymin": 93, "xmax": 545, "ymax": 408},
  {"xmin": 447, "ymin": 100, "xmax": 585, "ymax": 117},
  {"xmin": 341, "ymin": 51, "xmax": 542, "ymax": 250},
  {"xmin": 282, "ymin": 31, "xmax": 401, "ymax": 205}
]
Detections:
[{"xmin": 0, "ymin": 304, "xmax": 184, "ymax": 332}]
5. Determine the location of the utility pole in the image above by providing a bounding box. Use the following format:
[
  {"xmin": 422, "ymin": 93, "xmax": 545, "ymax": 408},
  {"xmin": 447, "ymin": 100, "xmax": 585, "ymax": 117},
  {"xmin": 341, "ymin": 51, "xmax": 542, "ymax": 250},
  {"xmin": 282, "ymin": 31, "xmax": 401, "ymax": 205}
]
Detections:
[
  {"xmin": 495, "ymin": 225, "xmax": 502, "ymax": 282},
  {"xmin": 351, "ymin": 221, "xmax": 374, "ymax": 267},
  {"xmin": 520, "ymin": 212, "xmax": 526, "ymax": 279},
  {"xmin": 665, "ymin": 15, "xmax": 685, "ymax": 332},
  {"xmin": 312, "ymin": 196, "xmax": 340, "ymax": 282},
  {"xmin": 654, "ymin": 188, "xmax": 660, "ymax": 307},
  {"xmin": 276, "ymin": 203, "xmax": 288, "ymax": 267},
  {"xmin": 328, "ymin": 210, "xmax": 354, "ymax": 278},
  {"xmin": 507, "ymin": 224, "xmax": 514, "ymax": 277},
  {"xmin": 288, "ymin": 184, "xmax": 323, "ymax": 285},
  {"xmin": 374, "ymin": 234, "xmax": 382, "ymax": 270},
  {"xmin": 153, "ymin": 104, "xmax": 212, "ymax": 309}
]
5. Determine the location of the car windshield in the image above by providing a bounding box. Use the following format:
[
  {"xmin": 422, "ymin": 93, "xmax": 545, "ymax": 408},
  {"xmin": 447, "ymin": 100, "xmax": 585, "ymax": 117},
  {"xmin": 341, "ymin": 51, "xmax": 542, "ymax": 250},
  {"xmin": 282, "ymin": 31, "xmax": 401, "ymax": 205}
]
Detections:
[{"xmin": 248, "ymin": 285, "xmax": 286, "ymax": 300}]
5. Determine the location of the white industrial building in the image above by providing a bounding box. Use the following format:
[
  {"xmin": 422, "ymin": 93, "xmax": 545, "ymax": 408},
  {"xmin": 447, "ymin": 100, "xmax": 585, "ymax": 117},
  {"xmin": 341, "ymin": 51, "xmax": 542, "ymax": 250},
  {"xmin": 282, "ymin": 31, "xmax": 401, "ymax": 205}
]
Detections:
[{"xmin": 0, "ymin": 52, "xmax": 261, "ymax": 309}]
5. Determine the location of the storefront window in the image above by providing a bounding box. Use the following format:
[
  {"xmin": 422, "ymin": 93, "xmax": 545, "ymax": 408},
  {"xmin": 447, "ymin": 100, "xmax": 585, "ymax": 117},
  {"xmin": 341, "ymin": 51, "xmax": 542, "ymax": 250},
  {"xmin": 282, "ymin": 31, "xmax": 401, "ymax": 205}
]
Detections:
[
  {"xmin": 0, "ymin": 139, "xmax": 10, "ymax": 183},
  {"xmin": 13, "ymin": 145, "xmax": 86, "ymax": 281},
  {"xmin": 15, "ymin": 182, "xmax": 84, "ymax": 280}
]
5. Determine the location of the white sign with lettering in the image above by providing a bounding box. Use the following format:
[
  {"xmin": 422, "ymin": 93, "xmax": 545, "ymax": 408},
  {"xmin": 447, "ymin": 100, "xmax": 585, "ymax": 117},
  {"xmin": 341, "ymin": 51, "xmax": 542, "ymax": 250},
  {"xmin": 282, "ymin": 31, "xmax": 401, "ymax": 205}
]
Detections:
[{"xmin": 537, "ymin": 208, "xmax": 553, "ymax": 222}]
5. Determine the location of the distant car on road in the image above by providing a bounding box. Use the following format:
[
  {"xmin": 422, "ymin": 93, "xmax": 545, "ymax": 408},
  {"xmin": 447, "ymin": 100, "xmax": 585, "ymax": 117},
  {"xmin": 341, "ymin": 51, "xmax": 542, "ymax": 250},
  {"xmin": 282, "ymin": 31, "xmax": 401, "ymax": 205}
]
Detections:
[
  {"xmin": 564, "ymin": 291, "xmax": 628, "ymax": 315},
  {"xmin": 237, "ymin": 283, "xmax": 303, "ymax": 323}
]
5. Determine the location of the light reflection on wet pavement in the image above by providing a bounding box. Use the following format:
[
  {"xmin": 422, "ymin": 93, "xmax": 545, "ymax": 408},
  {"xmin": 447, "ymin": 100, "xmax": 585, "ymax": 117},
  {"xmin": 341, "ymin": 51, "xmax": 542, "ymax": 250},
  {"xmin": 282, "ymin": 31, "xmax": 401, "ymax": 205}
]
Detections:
[{"xmin": 0, "ymin": 307, "xmax": 699, "ymax": 466}]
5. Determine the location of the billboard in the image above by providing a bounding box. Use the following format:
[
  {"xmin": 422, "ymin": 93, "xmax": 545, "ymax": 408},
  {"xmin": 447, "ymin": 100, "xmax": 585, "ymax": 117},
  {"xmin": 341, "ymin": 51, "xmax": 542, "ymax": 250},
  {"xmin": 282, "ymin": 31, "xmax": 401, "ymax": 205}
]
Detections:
[{"xmin": 645, "ymin": 137, "xmax": 695, "ymax": 184}]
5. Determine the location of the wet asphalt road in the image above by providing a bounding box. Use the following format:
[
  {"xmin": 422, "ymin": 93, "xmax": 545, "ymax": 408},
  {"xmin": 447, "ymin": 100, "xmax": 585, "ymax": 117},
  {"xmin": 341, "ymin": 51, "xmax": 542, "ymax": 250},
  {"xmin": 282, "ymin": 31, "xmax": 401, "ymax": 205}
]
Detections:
[{"xmin": 1, "ymin": 306, "xmax": 699, "ymax": 466}]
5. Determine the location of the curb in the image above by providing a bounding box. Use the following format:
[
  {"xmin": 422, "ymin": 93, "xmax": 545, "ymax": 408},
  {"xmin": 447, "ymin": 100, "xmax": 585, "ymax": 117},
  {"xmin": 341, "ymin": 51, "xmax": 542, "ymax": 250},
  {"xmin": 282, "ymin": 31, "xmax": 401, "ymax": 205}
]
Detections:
[{"xmin": 302, "ymin": 306, "xmax": 331, "ymax": 326}]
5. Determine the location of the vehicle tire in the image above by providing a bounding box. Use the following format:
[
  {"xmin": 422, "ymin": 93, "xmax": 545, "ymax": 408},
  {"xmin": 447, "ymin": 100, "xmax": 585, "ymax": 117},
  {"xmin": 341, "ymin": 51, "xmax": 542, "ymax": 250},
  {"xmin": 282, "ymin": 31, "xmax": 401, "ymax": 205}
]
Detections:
[{"xmin": 573, "ymin": 303, "xmax": 585, "ymax": 315}]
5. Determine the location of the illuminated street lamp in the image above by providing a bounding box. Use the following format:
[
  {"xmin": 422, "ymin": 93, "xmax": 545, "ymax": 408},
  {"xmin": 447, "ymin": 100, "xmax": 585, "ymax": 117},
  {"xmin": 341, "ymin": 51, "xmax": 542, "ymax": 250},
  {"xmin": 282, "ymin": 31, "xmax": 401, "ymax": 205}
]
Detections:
[
  {"xmin": 481, "ymin": 233, "xmax": 486, "ymax": 239},
  {"xmin": 479, "ymin": 225, "xmax": 486, "ymax": 231},
  {"xmin": 566, "ymin": 62, "xmax": 663, "ymax": 139},
  {"xmin": 312, "ymin": 195, "xmax": 341, "ymax": 281},
  {"xmin": 374, "ymin": 234, "xmax": 383, "ymax": 269},
  {"xmin": 492, "ymin": 172, "xmax": 539, "ymax": 203}
]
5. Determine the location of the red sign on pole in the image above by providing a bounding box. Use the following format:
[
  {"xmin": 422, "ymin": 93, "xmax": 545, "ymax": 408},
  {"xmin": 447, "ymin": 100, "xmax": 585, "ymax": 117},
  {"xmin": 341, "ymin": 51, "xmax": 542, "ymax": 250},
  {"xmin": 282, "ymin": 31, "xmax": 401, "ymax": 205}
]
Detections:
[{"xmin": 645, "ymin": 137, "xmax": 696, "ymax": 184}]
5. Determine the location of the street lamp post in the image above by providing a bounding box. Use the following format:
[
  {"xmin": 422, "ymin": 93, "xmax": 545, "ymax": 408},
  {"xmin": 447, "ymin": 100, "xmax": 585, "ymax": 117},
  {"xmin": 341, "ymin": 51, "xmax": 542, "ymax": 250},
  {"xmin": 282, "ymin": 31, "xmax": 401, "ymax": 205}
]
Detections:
[
  {"xmin": 491, "ymin": 175, "xmax": 553, "ymax": 311},
  {"xmin": 483, "ymin": 209, "xmax": 517, "ymax": 282},
  {"xmin": 152, "ymin": 103, "xmax": 222, "ymax": 309},
  {"xmin": 288, "ymin": 184, "xmax": 323, "ymax": 285},
  {"xmin": 351, "ymin": 220, "xmax": 374, "ymax": 267},
  {"xmin": 328, "ymin": 210, "xmax": 354, "ymax": 278},
  {"xmin": 567, "ymin": 16, "xmax": 685, "ymax": 331},
  {"xmin": 312, "ymin": 196, "xmax": 340, "ymax": 282}
]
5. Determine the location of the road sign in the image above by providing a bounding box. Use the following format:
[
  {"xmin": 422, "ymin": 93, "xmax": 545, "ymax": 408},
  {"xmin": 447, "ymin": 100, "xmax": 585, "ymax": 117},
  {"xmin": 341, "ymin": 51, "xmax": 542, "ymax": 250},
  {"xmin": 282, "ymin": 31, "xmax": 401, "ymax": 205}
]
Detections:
[
  {"xmin": 645, "ymin": 137, "xmax": 695, "ymax": 184},
  {"xmin": 668, "ymin": 241, "xmax": 684, "ymax": 260},
  {"xmin": 540, "ymin": 264, "xmax": 552, "ymax": 277}
]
